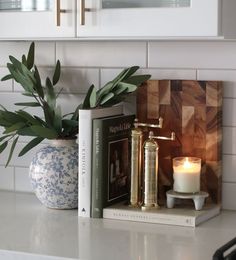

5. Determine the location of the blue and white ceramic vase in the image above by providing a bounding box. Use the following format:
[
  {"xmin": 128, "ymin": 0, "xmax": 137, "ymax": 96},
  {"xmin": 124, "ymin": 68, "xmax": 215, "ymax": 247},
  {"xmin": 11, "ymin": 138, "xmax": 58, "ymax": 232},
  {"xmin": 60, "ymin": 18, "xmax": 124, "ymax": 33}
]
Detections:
[{"xmin": 29, "ymin": 139, "xmax": 78, "ymax": 209}]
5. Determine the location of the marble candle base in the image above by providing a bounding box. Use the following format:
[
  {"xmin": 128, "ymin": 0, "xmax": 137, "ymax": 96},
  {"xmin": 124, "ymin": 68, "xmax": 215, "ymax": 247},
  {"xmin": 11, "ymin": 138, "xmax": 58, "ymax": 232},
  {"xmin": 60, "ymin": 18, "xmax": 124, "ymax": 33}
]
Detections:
[{"xmin": 166, "ymin": 190, "xmax": 209, "ymax": 210}]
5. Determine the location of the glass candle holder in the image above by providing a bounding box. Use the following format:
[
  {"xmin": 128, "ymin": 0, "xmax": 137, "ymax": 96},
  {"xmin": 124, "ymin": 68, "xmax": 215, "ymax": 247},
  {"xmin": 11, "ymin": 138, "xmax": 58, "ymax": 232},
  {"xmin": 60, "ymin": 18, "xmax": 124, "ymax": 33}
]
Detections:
[{"xmin": 173, "ymin": 157, "xmax": 201, "ymax": 193}]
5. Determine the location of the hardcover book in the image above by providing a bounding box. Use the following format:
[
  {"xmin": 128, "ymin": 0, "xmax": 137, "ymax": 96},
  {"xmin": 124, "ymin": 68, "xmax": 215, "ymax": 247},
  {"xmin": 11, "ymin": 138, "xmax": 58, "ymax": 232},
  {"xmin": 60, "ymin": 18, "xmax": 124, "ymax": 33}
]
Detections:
[
  {"xmin": 103, "ymin": 203, "xmax": 220, "ymax": 227},
  {"xmin": 78, "ymin": 105, "xmax": 123, "ymax": 218},
  {"xmin": 91, "ymin": 114, "xmax": 135, "ymax": 218}
]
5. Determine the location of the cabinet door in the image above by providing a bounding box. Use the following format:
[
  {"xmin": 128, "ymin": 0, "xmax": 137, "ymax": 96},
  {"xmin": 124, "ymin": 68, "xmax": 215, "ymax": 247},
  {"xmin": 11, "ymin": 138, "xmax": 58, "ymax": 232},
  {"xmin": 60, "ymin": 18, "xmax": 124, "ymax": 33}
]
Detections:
[
  {"xmin": 77, "ymin": 0, "xmax": 219, "ymax": 38},
  {"xmin": 0, "ymin": 0, "xmax": 75, "ymax": 39}
]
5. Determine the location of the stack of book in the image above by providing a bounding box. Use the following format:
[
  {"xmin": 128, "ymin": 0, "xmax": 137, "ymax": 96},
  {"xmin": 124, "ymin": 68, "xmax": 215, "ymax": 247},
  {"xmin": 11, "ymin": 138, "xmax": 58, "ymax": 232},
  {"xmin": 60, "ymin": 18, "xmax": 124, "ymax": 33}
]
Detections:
[{"xmin": 78, "ymin": 105, "xmax": 135, "ymax": 218}]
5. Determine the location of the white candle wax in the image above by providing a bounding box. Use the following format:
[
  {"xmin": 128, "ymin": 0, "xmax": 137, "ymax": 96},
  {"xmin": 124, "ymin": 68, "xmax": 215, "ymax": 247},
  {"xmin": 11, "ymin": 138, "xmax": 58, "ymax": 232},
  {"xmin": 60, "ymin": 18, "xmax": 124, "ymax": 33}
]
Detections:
[{"xmin": 173, "ymin": 157, "xmax": 201, "ymax": 193}]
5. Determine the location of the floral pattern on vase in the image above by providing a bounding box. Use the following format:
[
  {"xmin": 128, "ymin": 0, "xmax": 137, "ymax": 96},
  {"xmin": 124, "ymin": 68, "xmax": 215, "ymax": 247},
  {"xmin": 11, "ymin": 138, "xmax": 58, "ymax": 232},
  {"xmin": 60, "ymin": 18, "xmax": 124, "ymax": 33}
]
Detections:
[{"xmin": 29, "ymin": 139, "xmax": 78, "ymax": 209}]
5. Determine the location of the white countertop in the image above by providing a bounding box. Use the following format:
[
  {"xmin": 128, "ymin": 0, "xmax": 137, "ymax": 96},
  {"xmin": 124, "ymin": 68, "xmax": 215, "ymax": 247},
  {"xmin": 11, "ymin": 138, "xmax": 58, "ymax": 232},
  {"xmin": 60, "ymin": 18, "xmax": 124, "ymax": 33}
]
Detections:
[{"xmin": 0, "ymin": 191, "xmax": 235, "ymax": 260}]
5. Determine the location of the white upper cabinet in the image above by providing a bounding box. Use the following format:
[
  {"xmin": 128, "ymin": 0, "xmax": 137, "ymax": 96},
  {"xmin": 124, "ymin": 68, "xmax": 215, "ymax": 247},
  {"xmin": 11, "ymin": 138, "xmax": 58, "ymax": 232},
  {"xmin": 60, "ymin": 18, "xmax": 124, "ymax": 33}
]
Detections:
[
  {"xmin": 0, "ymin": 0, "xmax": 76, "ymax": 39},
  {"xmin": 77, "ymin": 0, "xmax": 236, "ymax": 39},
  {"xmin": 0, "ymin": 0, "xmax": 236, "ymax": 39}
]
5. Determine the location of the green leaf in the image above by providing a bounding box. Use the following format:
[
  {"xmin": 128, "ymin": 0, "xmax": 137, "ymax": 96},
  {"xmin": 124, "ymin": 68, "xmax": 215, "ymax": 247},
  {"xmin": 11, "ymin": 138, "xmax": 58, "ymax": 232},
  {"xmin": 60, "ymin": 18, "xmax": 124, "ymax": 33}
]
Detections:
[
  {"xmin": 122, "ymin": 66, "xmax": 140, "ymax": 79},
  {"xmin": 117, "ymin": 82, "xmax": 137, "ymax": 93},
  {"xmin": 110, "ymin": 66, "xmax": 139, "ymax": 87},
  {"xmin": 53, "ymin": 60, "xmax": 61, "ymax": 85},
  {"xmin": 53, "ymin": 106, "xmax": 62, "ymax": 134},
  {"xmin": 17, "ymin": 127, "xmax": 38, "ymax": 136},
  {"xmin": 61, "ymin": 119, "xmax": 78, "ymax": 136},
  {"xmin": 89, "ymin": 87, "xmax": 97, "ymax": 108},
  {"xmin": 9, "ymin": 56, "xmax": 23, "ymax": 73},
  {"xmin": 45, "ymin": 77, "xmax": 56, "ymax": 109},
  {"xmin": 22, "ymin": 92, "xmax": 34, "ymax": 97},
  {"xmin": 42, "ymin": 102, "xmax": 54, "ymax": 127},
  {"xmin": 100, "ymin": 96, "xmax": 125, "ymax": 107},
  {"xmin": 7, "ymin": 63, "xmax": 20, "ymax": 84},
  {"xmin": 6, "ymin": 137, "xmax": 18, "ymax": 167},
  {"xmin": 0, "ymin": 141, "xmax": 8, "ymax": 153},
  {"xmin": 70, "ymin": 105, "xmax": 79, "ymax": 121},
  {"xmin": 0, "ymin": 134, "xmax": 12, "ymax": 143},
  {"xmin": 1, "ymin": 74, "xmax": 13, "ymax": 81},
  {"xmin": 22, "ymin": 54, "xmax": 27, "ymax": 66},
  {"xmin": 18, "ymin": 137, "xmax": 44, "ymax": 157},
  {"xmin": 7, "ymin": 64, "xmax": 34, "ymax": 92},
  {"xmin": 100, "ymin": 92, "xmax": 115, "ymax": 105},
  {"xmin": 82, "ymin": 84, "xmax": 97, "ymax": 109},
  {"xmin": 112, "ymin": 84, "xmax": 128, "ymax": 95},
  {"xmin": 34, "ymin": 116, "xmax": 47, "ymax": 127},
  {"xmin": 97, "ymin": 81, "xmax": 113, "ymax": 99},
  {"xmin": 26, "ymin": 42, "xmax": 35, "ymax": 70},
  {"xmin": 30, "ymin": 125, "xmax": 58, "ymax": 139},
  {"xmin": 62, "ymin": 119, "xmax": 78, "ymax": 128},
  {"xmin": 0, "ymin": 104, "xmax": 7, "ymax": 111},
  {"xmin": 3, "ymin": 122, "xmax": 26, "ymax": 134},
  {"xmin": 20, "ymin": 62, "xmax": 36, "ymax": 85},
  {"xmin": 16, "ymin": 110, "xmax": 41, "ymax": 125},
  {"xmin": 34, "ymin": 66, "xmax": 44, "ymax": 98},
  {"xmin": 14, "ymin": 102, "xmax": 40, "ymax": 107},
  {"xmin": 123, "ymin": 74, "xmax": 151, "ymax": 86},
  {"xmin": 0, "ymin": 111, "xmax": 23, "ymax": 124}
]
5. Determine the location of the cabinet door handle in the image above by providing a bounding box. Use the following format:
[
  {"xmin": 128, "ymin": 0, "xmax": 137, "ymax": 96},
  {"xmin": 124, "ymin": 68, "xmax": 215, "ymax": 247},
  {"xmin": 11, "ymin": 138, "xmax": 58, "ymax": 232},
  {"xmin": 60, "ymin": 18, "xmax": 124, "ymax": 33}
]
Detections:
[
  {"xmin": 56, "ymin": 0, "xmax": 66, "ymax": 27},
  {"xmin": 80, "ymin": 0, "xmax": 91, "ymax": 25}
]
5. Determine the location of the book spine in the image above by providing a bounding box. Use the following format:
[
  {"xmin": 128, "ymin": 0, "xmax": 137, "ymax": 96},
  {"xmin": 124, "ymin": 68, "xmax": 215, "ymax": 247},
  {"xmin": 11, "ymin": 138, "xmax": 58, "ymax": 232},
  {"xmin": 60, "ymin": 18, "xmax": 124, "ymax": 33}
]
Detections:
[
  {"xmin": 78, "ymin": 106, "xmax": 123, "ymax": 218},
  {"xmin": 91, "ymin": 120, "xmax": 103, "ymax": 218},
  {"xmin": 103, "ymin": 209, "xmax": 195, "ymax": 227},
  {"xmin": 78, "ymin": 111, "xmax": 93, "ymax": 217}
]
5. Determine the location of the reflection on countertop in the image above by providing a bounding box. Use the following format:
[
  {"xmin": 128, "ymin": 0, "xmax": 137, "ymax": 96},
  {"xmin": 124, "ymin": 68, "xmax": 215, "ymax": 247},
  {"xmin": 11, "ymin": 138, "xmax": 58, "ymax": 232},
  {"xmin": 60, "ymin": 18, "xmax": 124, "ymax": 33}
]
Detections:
[{"xmin": 0, "ymin": 191, "xmax": 235, "ymax": 260}]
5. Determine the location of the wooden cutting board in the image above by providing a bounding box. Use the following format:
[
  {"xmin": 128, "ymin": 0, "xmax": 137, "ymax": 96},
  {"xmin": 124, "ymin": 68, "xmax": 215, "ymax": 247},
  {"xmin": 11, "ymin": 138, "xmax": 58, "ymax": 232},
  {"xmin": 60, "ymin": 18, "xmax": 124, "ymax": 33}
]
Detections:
[{"xmin": 136, "ymin": 80, "xmax": 222, "ymax": 205}]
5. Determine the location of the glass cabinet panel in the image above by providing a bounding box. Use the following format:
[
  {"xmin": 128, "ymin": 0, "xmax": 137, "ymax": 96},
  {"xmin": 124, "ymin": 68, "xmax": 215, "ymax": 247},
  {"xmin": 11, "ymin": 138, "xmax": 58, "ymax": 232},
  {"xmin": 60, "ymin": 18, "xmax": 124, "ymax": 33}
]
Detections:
[
  {"xmin": 0, "ymin": 0, "xmax": 52, "ymax": 11},
  {"xmin": 102, "ymin": 0, "xmax": 191, "ymax": 9}
]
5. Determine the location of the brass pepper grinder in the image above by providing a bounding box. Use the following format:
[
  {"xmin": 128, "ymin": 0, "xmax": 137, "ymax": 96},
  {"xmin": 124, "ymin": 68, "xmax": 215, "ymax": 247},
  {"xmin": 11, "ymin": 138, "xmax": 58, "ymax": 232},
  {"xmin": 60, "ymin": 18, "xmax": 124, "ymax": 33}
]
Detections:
[
  {"xmin": 141, "ymin": 131, "xmax": 175, "ymax": 211},
  {"xmin": 130, "ymin": 118, "xmax": 163, "ymax": 207},
  {"xmin": 141, "ymin": 131, "xmax": 159, "ymax": 210},
  {"xmin": 130, "ymin": 119, "xmax": 143, "ymax": 207}
]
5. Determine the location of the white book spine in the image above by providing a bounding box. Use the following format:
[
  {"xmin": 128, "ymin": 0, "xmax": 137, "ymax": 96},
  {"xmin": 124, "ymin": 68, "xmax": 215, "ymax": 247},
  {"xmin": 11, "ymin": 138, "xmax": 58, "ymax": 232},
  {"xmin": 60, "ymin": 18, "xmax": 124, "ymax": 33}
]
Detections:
[
  {"xmin": 78, "ymin": 106, "xmax": 123, "ymax": 217},
  {"xmin": 103, "ymin": 209, "xmax": 195, "ymax": 227},
  {"xmin": 103, "ymin": 205, "xmax": 220, "ymax": 227}
]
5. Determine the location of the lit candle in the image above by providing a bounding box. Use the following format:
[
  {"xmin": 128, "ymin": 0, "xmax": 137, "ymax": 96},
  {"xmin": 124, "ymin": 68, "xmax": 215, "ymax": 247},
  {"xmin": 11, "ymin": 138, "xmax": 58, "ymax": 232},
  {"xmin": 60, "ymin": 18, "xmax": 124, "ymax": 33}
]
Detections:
[{"xmin": 173, "ymin": 157, "xmax": 201, "ymax": 193}]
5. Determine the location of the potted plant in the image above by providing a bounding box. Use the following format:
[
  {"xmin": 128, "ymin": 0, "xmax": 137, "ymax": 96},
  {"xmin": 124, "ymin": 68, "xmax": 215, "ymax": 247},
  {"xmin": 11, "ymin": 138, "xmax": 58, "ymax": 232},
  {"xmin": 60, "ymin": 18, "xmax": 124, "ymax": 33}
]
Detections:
[{"xmin": 0, "ymin": 42, "xmax": 151, "ymax": 209}]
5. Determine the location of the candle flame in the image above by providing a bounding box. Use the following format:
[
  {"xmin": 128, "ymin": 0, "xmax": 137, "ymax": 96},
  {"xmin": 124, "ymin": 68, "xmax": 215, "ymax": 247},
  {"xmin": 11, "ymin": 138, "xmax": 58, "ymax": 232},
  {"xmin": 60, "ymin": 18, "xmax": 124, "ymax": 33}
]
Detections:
[{"xmin": 183, "ymin": 157, "xmax": 191, "ymax": 168}]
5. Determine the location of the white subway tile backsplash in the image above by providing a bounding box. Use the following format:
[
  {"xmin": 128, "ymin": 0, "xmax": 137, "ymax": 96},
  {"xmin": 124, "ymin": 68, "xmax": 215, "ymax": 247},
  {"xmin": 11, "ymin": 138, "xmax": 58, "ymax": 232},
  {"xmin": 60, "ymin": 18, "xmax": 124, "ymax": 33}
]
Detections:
[
  {"xmin": 222, "ymin": 155, "xmax": 236, "ymax": 182},
  {"xmin": 222, "ymin": 182, "xmax": 236, "ymax": 210},
  {"xmin": 57, "ymin": 94, "xmax": 84, "ymax": 115},
  {"xmin": 0, "ymin": 40, "xmax": 236, "ymax": 209},
  {"xmin": 197, "ymin": 69, "xmax": 236, "ymax": 81},
  {"xmin": 223, "ymin": 98, "xmax": 236, "ymax": 126},
  {"xmin": 223, "ymin": 127, "xmax": 236, "ymax": 154},
  {"xmin": 148, "ymin": 41, "xmax": 236, "ymax": 69},
  {"xmin": 0, "ymin": 42, "xmax": 55, "ymax": 66},
  {"xmin": 0, "ymin": 92, "xmax": 43, "ymax": 116},
  {"xmin": 0, "ymin": 141, "xmax": 40, "ymax": 167},
  {"xmin": 15, "ymin": 167, "xmax": 33, "ymax": 193},
  {"xmin": 100, "ymin": 69, "xmax": 123, "ymax": 86},
  {"xmin": 100, "ymin": 68, "xmax": 196, "ymax": 86},
  {"xmin": 223, "ymin": 82, "xmax": 236, "ymax": 98},
  {"xmin": 139, "ymin": 68, "xmax": 197, "ymax": 80},
  {"xmin": 56, "ymin": 42, "xmax": 146, "ymax": 67},
  {"xmin": 0, "ymin": 167, "xmax": 14, "ymax": 191},
  {"xmin": 58, "ymin": 68, "xmax": 99, "ymax": 94},
  {"xmin": 13, "ymin": 143, "xmax": 45, "ymax": 167}
]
